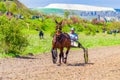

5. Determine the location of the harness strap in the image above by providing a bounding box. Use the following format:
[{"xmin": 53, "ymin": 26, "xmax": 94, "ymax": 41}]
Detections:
[{"xmin": 53, "ymin": 33, "xmax": 70, "ymax": 44}]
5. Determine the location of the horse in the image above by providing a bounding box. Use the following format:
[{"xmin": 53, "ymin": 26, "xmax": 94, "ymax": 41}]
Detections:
[
  {"xmin": 51, "ymin": 20, "xmax": 71, "ymax": 65},
  {"xmin": 51, "ymin": 20, "xmax": 88, "ymax": 65}
]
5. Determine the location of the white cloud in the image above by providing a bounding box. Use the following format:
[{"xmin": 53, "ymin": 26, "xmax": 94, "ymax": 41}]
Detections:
[{"xmin": 44, "ymin": 3, "xmax": 115, "ymax": 11}]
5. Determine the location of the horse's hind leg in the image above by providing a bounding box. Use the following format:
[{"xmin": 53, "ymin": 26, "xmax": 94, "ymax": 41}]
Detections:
[
  {"xmin": 61, "ymin": 52, "xmax": 64, "ymax": 63},
  {"xmin": 64, "ymin": 47, "xmax": 70, "ymax": 64}
]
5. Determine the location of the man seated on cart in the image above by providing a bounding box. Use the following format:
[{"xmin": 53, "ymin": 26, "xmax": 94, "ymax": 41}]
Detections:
[{"xmin": 68, "ymin": 28, "xmax": 81, "ymax": 47}]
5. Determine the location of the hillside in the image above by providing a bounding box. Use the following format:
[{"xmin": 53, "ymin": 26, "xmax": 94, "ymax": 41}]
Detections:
[
  {"xmin": 14, "ymin": 0, "xmax": 36, "ymax": 15},
  {"xmin": 0, "ymin": 0, "xmax": 38, "ymax": 17}
]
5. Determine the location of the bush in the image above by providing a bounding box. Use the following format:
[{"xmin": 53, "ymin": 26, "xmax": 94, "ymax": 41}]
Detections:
[
  {"xmin": 83, "ymin": 24, "xmax": 97, "ymax": 35},
  {"xmin": 0, "ymin": 16, "xmax": 28, "ymax": 55},
  {"xmin": 0, "ymin": 2, "xmax": 7, "ymax": 13}
]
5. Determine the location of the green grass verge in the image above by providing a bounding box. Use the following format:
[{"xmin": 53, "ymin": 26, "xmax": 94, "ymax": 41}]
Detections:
[
  {"xmin": 24, "ymin": 31, "xmax": 120, "ymax": 55},
  {"xmin": 1, "ymin": 30, "xmax": 120, "ymax": 57},
  {"xmin": 79, "ymin": 33, "xmax": 120, "ymax": 48}
]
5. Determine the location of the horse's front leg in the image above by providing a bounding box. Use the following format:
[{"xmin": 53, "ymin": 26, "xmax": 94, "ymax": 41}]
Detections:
[
  {"xmin": 59, "ymin": 53, "xmax": 61, "ymax": 65},
  {"xmin": 64, "ymin": 47, "xmax": 70, "ymax": 64},
  {"xmin": 59, "ymin": 48, "xmax": 64, "ymax": 65}
]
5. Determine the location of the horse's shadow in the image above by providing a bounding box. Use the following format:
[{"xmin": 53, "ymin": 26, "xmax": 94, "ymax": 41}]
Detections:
[
  {"xmin": 67, "ymin": 63, "xmax": 94, "ymax": 66},
  {"xmin": 16, "ymin": 56, "xmax": 37, "ymax": 59}
]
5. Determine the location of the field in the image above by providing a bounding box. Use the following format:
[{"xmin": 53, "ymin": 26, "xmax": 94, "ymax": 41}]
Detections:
[
  {"xmin": 1, "ymin": 29, "xmax": 120, "ymax": 80},
  {"xmin": 0, "ymin": 17, "xmax": 120, "ymax": 80},
  {"xmin": 0, "ymin": 1, "xmax": 120, "ymax": 80},
  {"xmin": 24, "ymin": 31, "xmax": 120, "ymax": 55},
  {"xmin": 1, "ymin": 27, "xmax": 120, "ymax": 57}
]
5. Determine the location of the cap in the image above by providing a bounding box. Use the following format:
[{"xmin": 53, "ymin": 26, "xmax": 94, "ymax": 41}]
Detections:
[{"xmin": 71, "ymin": 28, "xmax": 74, "ymax": 30}]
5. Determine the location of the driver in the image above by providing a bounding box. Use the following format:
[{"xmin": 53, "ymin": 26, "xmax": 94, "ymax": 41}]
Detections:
[{"xmin": 68, "ymin": 28, "xmax": 80, "ymax": 47}]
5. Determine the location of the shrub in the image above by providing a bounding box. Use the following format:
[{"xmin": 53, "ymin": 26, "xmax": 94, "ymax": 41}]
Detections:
[
  {"xmin": 0, "ymin": 16, "xmax": 28, "ymax": 55},
  {"xmin": 0, "ymin": 2, "xmax": 7, "ymax": 13},
  {"xmin": 83, "ymin": 24, "xmax": 97, "ymax": 35}
]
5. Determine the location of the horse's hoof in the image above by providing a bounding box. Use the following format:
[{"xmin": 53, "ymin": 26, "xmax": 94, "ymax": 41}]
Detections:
[
  {"xmin": 64, "ymin": 58, "xmax": 67, "ymax": 64},
  {"xmin": 57, "ymin": 63, "xmax": 61, "ymax": 66},
  {"xmin": 64, "ymin": 60, "xmax": 67, "ymax": 64},
  {"xmin": 63, "ymin": 62, "xmax": 66, "ymax": 64}
]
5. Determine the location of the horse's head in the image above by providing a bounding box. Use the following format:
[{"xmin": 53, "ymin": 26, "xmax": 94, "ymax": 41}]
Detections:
[{"xmin": 55, "ymin": 20, "xmax": 63, "ymax": 38}]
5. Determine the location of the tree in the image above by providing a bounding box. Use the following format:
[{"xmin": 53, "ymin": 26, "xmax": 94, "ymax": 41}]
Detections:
[{"xmin": 64, "ymin": 10, "xmax": 70, "ymax": 19}]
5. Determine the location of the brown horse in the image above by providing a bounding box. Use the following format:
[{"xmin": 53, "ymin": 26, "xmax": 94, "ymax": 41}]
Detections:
[
  {"xmin": 51, "ymin": 20, "xmax": 71, "ymax": 65},
  {"xmin": 51, "ymin": 20, "xmax": 88, "ymax": 65}
]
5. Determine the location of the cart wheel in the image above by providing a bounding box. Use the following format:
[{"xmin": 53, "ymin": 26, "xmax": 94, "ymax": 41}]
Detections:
[{"xmin": 84, "ymin": 49, "xmax": 88, "ymax": 64}]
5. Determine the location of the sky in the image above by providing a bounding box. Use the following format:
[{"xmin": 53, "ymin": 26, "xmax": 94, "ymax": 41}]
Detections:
[{"xmin": 19, "ymin": 0, "xmax": 120, "ymax": 9}]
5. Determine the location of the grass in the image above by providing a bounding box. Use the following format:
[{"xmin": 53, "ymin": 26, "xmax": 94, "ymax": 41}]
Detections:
[
  {"xmin": 79, "ymin": 33, "xmax": 120, "ymax": 48},
  {"xmin": 23, "ymin": 29, "xmax": 53, "ymax": 55},
  {"xmin": 23, "ymin": 30, "xmax": 120, "ymax": 55},
  {"xmin": 1, "ymin": 29, "xmax": 120, "ymax": 57},
  {"xmin": 0, "ymin": 53, "xmax": 18, "ymax": 58}
]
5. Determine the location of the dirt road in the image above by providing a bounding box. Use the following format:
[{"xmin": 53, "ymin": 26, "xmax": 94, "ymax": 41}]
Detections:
[{"xmin": 0, "ymin": 45, "xmax": 120, "ymax": 80}]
